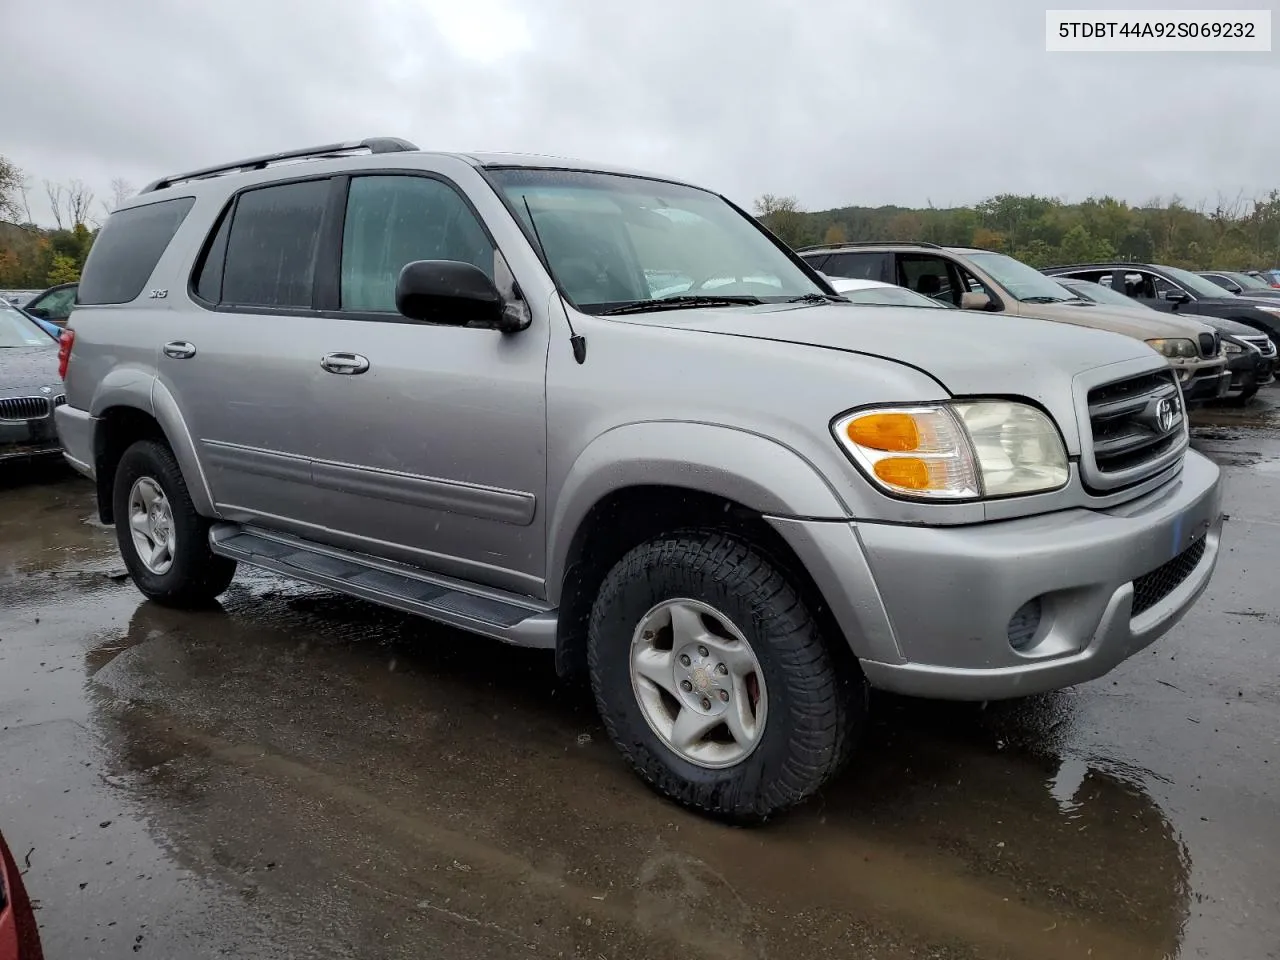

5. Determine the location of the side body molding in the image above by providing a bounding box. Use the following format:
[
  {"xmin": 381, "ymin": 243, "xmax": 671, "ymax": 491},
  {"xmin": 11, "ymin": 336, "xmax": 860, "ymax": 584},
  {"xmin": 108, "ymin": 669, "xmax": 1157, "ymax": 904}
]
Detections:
[{"xmin": 545, "ymin": 420, "xmax": 853, "ymax": 603}]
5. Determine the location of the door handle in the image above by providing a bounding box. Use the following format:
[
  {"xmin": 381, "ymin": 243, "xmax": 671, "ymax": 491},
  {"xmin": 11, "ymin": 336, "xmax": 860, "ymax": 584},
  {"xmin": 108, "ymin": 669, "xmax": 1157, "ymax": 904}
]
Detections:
[
  {"xmin": 320, "ymin": 353, "xmax": 370, "ymax": 375},
  {"xmin": 163, "ymin": 341, "xmax": 197, "ymax": 359}
]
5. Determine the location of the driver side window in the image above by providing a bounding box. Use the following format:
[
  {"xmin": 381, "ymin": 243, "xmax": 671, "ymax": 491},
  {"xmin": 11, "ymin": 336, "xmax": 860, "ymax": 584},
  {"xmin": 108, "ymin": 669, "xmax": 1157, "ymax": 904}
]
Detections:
[
  {"xmin": 898, "ymin": 255, "xmax": 961, "ymax": 305},
  {"xmin": 341, "ymin": 175, "xmax": 495, "ymax": 314},
  {"xmin": 1121, "ymin": 272, "xmax": 1158, "ymax": 301},
  {"xmin": 32, "ymin": 286, "xmax": 77, "ymax": 320}
]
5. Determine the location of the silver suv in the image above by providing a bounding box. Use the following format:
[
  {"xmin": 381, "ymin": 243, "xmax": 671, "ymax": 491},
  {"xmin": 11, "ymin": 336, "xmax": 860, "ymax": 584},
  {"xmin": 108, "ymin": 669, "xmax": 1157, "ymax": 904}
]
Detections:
[{"xmin": 55, "ymin": 138, "xmax": 1223, "ymax": 820}]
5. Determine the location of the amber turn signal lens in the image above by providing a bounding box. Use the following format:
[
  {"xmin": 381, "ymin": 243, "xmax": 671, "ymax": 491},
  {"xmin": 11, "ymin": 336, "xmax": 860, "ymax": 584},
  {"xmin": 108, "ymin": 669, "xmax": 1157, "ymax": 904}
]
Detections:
[
  {"xmin": 873, "ymin": 457, "xmax": 931, "ymax": 490},
  {"xmin": 846, "ymin": 412, "xmax": 920, "ymax": 452}
]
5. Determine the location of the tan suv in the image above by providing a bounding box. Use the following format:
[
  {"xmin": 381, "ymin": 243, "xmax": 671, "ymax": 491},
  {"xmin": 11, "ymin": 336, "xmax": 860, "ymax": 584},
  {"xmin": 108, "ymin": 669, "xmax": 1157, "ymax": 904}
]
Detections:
[{"xmin": 801, "ymin": 242, "xmax": 1230, "ymax": 405}]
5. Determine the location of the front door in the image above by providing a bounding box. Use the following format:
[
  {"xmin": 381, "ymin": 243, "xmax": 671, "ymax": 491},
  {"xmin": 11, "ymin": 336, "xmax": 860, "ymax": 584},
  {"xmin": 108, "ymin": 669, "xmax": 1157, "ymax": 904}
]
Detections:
[{"xmin": 302, "ymin": 172, "xmax": 550, "ymax": 596}]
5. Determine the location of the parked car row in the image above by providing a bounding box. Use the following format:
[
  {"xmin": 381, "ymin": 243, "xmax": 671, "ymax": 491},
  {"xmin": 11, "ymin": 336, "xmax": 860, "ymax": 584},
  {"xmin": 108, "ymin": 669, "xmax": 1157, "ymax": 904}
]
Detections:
[
  {"xmin": 1054, "ymin": 275, "xmax": 1274, "ymax": 403},
  {"xmin": 43, "ymin": 138, "xmax": 1225, "ymax": 822},
  {"xmin": 800, "ymin": 241, "xmax": 1278, "ymax": 407}
]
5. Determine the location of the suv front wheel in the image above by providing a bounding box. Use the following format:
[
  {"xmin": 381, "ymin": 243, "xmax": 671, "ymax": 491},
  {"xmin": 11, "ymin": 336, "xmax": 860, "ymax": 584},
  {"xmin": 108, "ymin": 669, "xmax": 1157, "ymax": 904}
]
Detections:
[
  {"xmin": 112, "ymin": 439, "xmax": 237, "ymax": 607},
  {"xmin": 588, "ymin": 530, "xmax": 865, "ymax": 821}
]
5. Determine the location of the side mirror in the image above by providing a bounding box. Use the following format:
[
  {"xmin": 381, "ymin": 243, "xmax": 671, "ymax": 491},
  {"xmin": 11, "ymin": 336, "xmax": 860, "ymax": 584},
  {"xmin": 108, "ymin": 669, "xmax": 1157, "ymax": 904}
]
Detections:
[
  {"xmin": 27, "ymin": 306, "xmax": 49, "ymax": 319},
  {"xmin": 960, "ymin": 291, "xmax": 992, "ymax": 311},
  {"xmin": 1163, "ymin": 289, "xmax": 1191, "ymax": 304},
  {"xmin": 395, "ymin": 260, "xmax": 506, "ymax": 329}
]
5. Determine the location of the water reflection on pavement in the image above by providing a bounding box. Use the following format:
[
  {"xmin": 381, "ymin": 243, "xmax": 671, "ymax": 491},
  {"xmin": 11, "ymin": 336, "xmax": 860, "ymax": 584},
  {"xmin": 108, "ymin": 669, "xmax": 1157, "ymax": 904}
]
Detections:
[{"xmin": 1, "ymin": 393, "xmax": 1278, "ymax": 959}]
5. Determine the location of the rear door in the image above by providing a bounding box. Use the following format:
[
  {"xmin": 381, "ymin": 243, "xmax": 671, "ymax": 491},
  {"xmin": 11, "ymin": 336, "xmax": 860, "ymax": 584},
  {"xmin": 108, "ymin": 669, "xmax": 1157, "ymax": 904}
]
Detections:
[{"xmin": 161, "ymin": 176, "xmax": 338, "ymax": 530}]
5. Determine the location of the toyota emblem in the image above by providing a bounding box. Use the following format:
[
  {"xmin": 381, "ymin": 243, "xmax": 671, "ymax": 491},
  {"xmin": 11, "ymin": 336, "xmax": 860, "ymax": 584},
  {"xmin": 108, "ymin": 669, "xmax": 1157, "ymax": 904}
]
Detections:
[{"xmin": 1156, "ymin": 396, "xmax": 1178, "ymax": 432}]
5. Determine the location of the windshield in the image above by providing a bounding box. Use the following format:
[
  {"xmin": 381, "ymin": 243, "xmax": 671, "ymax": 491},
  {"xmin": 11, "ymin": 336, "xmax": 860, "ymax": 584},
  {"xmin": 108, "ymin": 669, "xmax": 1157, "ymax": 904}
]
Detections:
[
  {"xmin": 1231, "ymin": 271, "xmax": 1270, "ymax": 290},
  {"xmin": 487, "ymin": 168, "xmax": 825, "ymax": 313},
  {"xmin": 0, "ymin": 301, "xmax": 54, "ymax": 347},
  {"xmin": 841, "ymin": 286, "xmax": 948, "ymax": 308},
  {"xmin": 1059, "ymin": 278, "xmax": 1143, "ymax": 308},
  {"xmin": 965, "ymin": 251, "xmax": 1083, "ymax": 302},
  {"xmin": 1160, "ymin": 265, "xmax": 1235, "ymax": 299}
]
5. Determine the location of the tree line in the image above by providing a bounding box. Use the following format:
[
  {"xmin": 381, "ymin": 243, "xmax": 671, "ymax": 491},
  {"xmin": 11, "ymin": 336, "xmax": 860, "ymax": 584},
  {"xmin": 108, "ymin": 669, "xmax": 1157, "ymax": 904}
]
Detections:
[
  {"xmin": 0, "ymin": 155, "xmax": 133, "ymax": 289},
  {"xmin": 754, "ymin": 191, "xmax": 1280, "ymax": 271},
  {"xmin": 7, "ymin": 151, "xmax": 1280, "ymax": 290}
]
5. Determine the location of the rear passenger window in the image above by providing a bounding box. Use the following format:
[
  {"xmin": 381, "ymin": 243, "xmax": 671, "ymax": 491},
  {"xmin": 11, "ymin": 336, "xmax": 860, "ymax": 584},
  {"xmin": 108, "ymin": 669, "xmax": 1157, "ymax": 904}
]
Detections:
[
  {"xmin": 340, "ymin": 175, "xmax": 494, "ymax": 313},
  {"xmin": 220, "ymin": 179, "xmax": 329, "ymax": 308},
  {"xmin": 78, "ymin": 197, "xmax": 196, "ymax": 305},
  {"xmin": 824, "ymin": 252, "xmax": 890, "ymax": 282}
]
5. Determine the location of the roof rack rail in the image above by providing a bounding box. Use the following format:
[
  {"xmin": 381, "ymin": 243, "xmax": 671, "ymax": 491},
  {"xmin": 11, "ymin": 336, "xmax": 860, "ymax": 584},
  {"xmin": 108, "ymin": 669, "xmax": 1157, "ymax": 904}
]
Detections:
[
  {"xmin": 1041, "ymin": 261, "xmax": 1147, "ymax": 271},
  {"xmin": 796, "ymin": 240, "xmax": 943, "ymax": 253},
  {"xmin": 140, "ymin": 137, "xmax": 420, "ymax": 194}
]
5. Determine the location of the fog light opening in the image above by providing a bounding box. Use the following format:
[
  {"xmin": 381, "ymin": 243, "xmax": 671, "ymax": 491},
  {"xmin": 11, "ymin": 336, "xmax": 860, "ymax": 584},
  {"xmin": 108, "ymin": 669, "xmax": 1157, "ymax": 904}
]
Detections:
[{"xmin": 1007, "ymin": 598, "xmax": 1044, "ymax": 652}]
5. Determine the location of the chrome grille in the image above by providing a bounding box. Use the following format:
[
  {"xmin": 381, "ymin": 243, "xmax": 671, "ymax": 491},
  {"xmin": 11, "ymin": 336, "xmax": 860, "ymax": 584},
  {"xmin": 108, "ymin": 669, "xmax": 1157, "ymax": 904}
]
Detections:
[
  {"xmin": 1242, "ymin": 334, "xmax": 1276, "ymax": 357},
  {"xmin": 1083, "ymin": 370, "xmax": 1186, "ymax": 492},
  {"xmin": 0, "ymin": 396, "xmax": 52, "ymax": 421},
  {"xmin": 1198, "ymin": 332, "xmax": 1219, "ymax": 357}
]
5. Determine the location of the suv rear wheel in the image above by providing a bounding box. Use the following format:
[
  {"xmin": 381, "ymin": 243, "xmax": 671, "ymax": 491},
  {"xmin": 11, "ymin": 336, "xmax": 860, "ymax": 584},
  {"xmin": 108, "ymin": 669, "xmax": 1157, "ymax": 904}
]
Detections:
[
  {"xmin": 112, "ymin": 439, "xmax": 236, "ymax": 607},
  {"xmin": 588, "ymin": 530, "xmax": 865, "ymax": 821}
]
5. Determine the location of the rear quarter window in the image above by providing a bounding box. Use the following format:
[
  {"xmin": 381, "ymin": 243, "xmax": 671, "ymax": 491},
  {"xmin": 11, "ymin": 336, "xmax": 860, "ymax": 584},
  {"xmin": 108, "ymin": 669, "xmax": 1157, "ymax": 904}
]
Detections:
[{"xmin": 77, "ymin": 196, "xmax": 196, "ymax": 305}]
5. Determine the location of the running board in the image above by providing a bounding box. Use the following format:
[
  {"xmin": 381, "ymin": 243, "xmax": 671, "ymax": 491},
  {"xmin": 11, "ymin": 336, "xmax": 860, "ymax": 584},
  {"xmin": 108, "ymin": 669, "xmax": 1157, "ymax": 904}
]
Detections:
[{"xmin": 209, "ymin": 524, "xmax": 557, "ymax": 648}]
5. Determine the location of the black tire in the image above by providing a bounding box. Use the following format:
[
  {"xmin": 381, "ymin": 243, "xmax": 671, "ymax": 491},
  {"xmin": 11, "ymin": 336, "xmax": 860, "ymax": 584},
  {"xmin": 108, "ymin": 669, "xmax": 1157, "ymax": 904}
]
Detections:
[
  {"xmin": 588, "ymin": 530, "xmax": 865, "ymax": 821},
  {"xmin": 112, "ymin": 439, "xmax": 236, "ymax": 607}
]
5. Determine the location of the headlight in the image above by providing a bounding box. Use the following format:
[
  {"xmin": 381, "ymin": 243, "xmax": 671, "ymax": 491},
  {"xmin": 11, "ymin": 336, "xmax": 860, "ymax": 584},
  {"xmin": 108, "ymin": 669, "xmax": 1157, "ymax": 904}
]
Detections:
[
  {"xmin": 1224, "ymin": 339, "xmax": 1245, "ymax": 355},
  {"xmin": 833, "ymin": 401, "xmax": 1068, "ymax": 501},
  {"xmin": 1145, "ymin": 338, "xmax": 1199, "ymax": 358}
]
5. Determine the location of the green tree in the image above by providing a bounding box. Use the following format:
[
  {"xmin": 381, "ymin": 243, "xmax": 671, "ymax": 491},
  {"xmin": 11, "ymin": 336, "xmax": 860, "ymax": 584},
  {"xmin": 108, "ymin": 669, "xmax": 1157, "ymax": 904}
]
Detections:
[
  {"xmin": 1058, "ymin": 224, "xmax": 1116, "ymax": 264},
  {"xmin": 47, "ymin": 253, "xmax": 81, "ymax": 285}
]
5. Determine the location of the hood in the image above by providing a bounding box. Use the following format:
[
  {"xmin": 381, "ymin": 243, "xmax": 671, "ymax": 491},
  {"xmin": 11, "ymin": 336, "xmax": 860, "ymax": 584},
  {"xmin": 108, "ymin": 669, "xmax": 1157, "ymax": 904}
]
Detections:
[
  {"xmin": 1018, "ymin": 299, "xmax": 1213, "ymax": 339},
  {"xmin": 1231, "ymin": 294, "xmax": 1280, "ymax": 308},
  {"xmin": 1196, "ymin": 314, "xmax": 1265, "ymax": 337},
  {"xmin": 1227, "ymin": 288, "xmax": 1280, "ymax": 300},
  {"xmin": 634, "ymin": 302, "xmax": 1163, "ymax": 441},
  {"xmin": 0, "ymin": 346, "xmax": 62, "ymax": 396}
]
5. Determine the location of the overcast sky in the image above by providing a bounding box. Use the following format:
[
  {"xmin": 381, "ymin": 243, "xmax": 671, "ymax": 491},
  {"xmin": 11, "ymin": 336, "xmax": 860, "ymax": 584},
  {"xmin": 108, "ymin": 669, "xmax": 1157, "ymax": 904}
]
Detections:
[{"xmin": 7, "ymin": 0, "xmax": 1280, "ymax": 226}]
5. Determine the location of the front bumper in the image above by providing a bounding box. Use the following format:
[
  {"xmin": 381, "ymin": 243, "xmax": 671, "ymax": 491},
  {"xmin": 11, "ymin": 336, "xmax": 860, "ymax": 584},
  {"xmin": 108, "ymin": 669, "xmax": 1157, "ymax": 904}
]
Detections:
[
  {"xmin": 1223, "ymin": 349, "xmax": 1275, "ymax": 396},
  {"xmin": 768, "ymin": 450, "xmax": 1222, "ymax": 701},
  {"xmin": 1180, "ymin": 366, "xmax": 1232, "ymax": 405},
  {"xmin": 0, "ymin": 409, "xmax": 64, "ymax": 464}
]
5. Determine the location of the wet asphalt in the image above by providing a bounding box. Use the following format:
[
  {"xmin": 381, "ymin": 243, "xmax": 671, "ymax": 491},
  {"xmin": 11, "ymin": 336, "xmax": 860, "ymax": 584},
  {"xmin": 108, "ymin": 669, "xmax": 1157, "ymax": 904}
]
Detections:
[{"xmin": 1, "ymin": 399, "xmax": 1278, "ymax": 960}]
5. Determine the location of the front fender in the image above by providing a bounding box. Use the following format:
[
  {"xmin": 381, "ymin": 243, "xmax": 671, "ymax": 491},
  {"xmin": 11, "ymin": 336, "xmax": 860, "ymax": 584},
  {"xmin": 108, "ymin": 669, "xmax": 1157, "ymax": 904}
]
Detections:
[{"xmin": 546, "ymin": 420, "xmax": 851, "ymax": 598}]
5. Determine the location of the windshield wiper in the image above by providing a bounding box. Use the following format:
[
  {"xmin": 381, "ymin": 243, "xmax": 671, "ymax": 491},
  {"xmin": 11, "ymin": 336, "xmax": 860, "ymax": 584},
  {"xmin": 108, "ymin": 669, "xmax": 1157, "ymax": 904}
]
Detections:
[
  {"xmin": 599, "ymin": 295, "xmax": 764, "ymax": 316},
  {"xmin": 1020, "ymin": 295, "xmax": 1072, "ymax": 304},
  {"xmin": 786, "ymin": 292, "xmax": 845, "ymax": 304}
]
